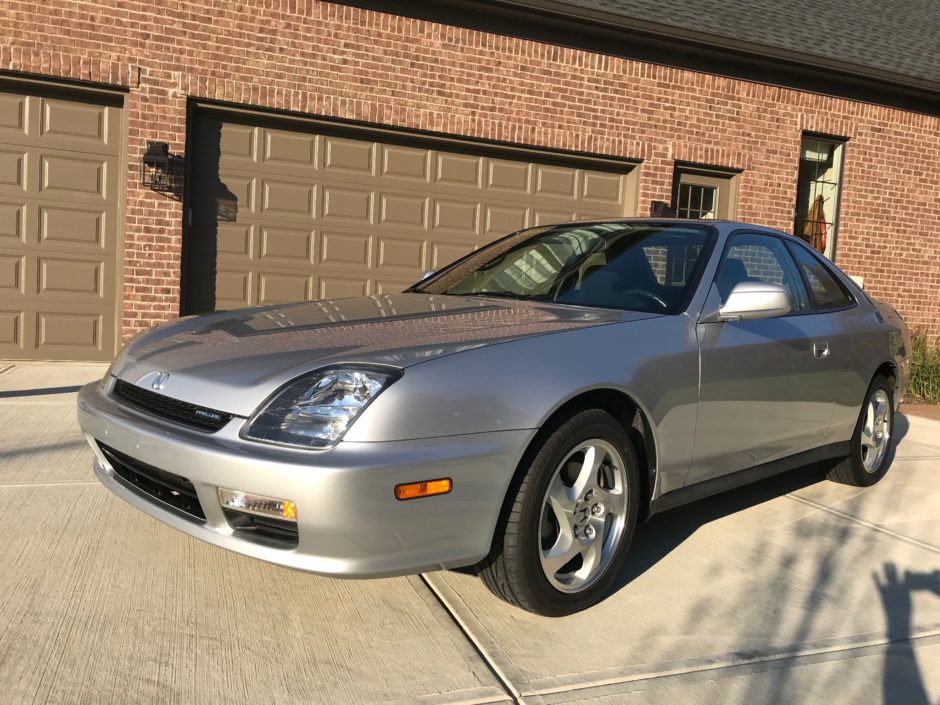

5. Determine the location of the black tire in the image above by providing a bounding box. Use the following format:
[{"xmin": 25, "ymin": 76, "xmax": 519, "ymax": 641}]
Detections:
[
  {"xmin": 826, "ymin": 375, "xmax": 895, "ymax": 486},
  {"xmin": 478, "ymin": 408, "xmax": 640, "ymax": 616}
]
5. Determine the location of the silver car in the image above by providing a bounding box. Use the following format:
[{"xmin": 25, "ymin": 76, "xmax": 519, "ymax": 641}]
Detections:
[{"xmin": 77, "ymin": 220, "xmax": 909, "ymax": 615}]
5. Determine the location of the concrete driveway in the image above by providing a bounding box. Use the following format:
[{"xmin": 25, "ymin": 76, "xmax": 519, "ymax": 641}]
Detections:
[{"xmin": 2, "ymin": 362, "xmax": 939, "ymax": 705}]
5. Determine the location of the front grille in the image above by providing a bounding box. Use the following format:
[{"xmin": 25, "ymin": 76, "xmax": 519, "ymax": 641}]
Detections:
[
  {"xmin": 99, "ymin": 443, "xmax": 206, "ymax": 522},
  {"xmin": 223, "ymin": 509, "xmax": 299, "ymax": 547},
  {"xmin": 113, "ymin": 379, "xmax": 233, "ymax": 432}
]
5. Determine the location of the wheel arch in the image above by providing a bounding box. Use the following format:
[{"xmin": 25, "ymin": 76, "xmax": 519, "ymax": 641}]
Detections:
[
  {"xmin": 482, "ymin": 387, "xmax": 659, "ymax": 565},
  {"xmin": 873, "ymin": 360, "xmax": 900, "ymax": 407}
]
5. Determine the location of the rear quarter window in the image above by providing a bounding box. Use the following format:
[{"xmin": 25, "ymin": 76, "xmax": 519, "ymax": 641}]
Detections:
[{"xmin": 786, "ymin": 241, "xmax": 853, "ymax": 310}]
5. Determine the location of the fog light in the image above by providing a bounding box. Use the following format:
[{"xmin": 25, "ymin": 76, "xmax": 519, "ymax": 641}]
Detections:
[
  {"xmin": 218, "ymin": 488, "xmax": 297, "ymax": 522},
  {"xmin": 394, "ymin": 478, "xmax": 452, "ymax": 501}
]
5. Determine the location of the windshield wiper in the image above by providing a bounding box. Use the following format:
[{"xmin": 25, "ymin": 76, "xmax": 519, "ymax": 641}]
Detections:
[{"xmin": 458, "ymin": 291, "xmax": 553, "ymax": 302}]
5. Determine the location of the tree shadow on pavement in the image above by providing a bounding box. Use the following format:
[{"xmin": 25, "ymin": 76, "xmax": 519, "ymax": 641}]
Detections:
[{"xmin": 874, "ymin": 563, "xmax": 940, "ymax": 705}]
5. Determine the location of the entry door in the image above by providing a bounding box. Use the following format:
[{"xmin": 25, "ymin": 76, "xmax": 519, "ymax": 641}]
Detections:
[{"xmin": 688, "ymin": 232, "xmax": 837, "ymax": 485}]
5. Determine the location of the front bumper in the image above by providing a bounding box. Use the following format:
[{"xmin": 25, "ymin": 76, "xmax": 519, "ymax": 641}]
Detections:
[{"xmin": 77, "ymin": 381, "xmax": 535, "ymax": 578}]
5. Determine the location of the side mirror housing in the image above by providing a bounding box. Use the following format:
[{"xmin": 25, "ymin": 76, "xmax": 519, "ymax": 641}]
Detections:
[{"xmin": 717, "ymin": 281, "xmax": 791, "ymax": 321}]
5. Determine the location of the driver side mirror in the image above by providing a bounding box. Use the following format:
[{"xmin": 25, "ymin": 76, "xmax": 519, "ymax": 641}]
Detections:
[{"xmin": 717, "ymin": 281, "xmax": 791, "ymax": 321}]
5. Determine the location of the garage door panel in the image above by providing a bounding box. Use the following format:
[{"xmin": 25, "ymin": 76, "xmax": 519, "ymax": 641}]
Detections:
[
  {"xmin": 215, "ymin": 270, "xmax": 253, "ymax": 310},
  {"xmin": 318, "ymin": 275, "xmax": 369, "ymax": 300},
  {"xmin": 263, "ymin": 129, "xmax": 317, "ymax": 168},
  {"xmin": 0, "ymin": 201, "xmax": 26, "ymax": 243},
  {"xmin": 381, "ymin": 145, "xmax": 430, "ymax": 182},
  {"xmin": 535, "ymin": 165, "xmax": 579, "ymax": 198},
  {"xmin": 486, "ymin": 160, "xmax": 531, "ymax": 194},
  {"xmin": 434, "ymin": 153, "xmax": 483, "ymax": 188},
  {"xmin": 260, "ymin": 178, "xmax": 317, "ymax": 218},
  {"xmin": 37, "ymin": 310, "xmax": 102, "ymax": 348},
  {"xmin": 319, "ymin": 231, "xmax": 372, "ymax": 268},
  {"xmin": 191, "ymin": 112, "xmax": 634, "ymax": 313},
  {"xmin": 259, "ymin": 226, "xmax": 314, "ymax": 263},
  {"xmin": 218, "ymin": 123, "xmax": 258, "ymax": 165},
  {"xmin": 0, "ymin": 149, "xmax": 27, "ymax": 192},
  {"xmin": 581, "ymin": 170, "xmax": 627, "ymax": 206},
  {"xmin": 0, "ymin": 93, "xmax": 27, "ymax": 137},
  {"xmin": 377, "ymin": 237, "xmax": 426, "ymax": 271},
  {"xmin": 433, "ymin": 199, "xmax": 480, "ymax": 235},
  {"xmin": 0, "ymin": 308, "xmax": 22, "ymax": 348},
  {"xmin": 375, "ymin": 278, "xmax": 419, "ymax": 295},
  {"xmin": 38, "ymin": 256, "xmax": 106, "ymax": 299},
  {"xmin": 322, "ymin": 136, "xmax": 376, "ymax": 175},
  {"xmin": 0, "ymin": 254, "xmax": 24, "ymax": 293},
  {"xmin": 39, "ymin": 204, "xmax": 110, "ymax": 250},
  {"xmin": 534, "ymin": 209, "xmax": 578, "ymax": 226},
  {"xmin": 378, "ymin": 193, "xmax": 428, "ymax": 228},
  {"xmin": 39, "ymin": 99, "xmax": 118, "ymax": 152},
  {"xmin": 320, "ymin": 185, "xmax": 374, "ymax": 223},
  {"xmin": 214, "ymin": 173, "xmax": 256, "ymax": 217},
  {"xmin": 432, "ymin": 241, "xmax": 477, "ymax": 269},
  {"xmin": 39, "ymin": 152, "xmax": 115, "ymax": 203},
  {"xmin": 484, "ymin": 204, "xmax": 529, "ymax": 235},
  {"xmin": 258, "ymin": 272, "xmax": 314, "ymax": 306},
  {"xmin": 0, "ymin": 298, "xmax": 117, "ymax": 359},
  {"xmin": 216, "ymin": 222, "xmax": 254, "ymax": 261}
]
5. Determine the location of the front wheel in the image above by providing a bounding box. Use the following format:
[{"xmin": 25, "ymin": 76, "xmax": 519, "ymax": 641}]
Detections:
[
  {"xmin": 478, "ymin": 409, "xmax": 640, "ymax": 616},
  {"xmin": 826, "ymin": 375, "xmax": 894, "ymax": 486}
]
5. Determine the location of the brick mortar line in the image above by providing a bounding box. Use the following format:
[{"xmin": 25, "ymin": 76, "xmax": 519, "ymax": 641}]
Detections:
[{"xmin": 786, "ymin": 493, "xmax": 940, "ymax": 554}]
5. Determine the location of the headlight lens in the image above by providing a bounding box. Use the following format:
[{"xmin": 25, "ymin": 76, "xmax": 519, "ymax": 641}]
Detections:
[{"xmin": 242, "ymin": 367, "xmax": 400, "ymax": 449}]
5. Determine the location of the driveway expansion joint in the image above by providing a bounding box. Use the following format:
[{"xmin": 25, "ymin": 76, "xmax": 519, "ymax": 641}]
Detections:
[
  {"xmin": 786, "ymin": 493, "xmax": 940, "ymax": 554},
  {"xmin": 420, "ymin": 573, "xmax": 528, "ymax": 705}
]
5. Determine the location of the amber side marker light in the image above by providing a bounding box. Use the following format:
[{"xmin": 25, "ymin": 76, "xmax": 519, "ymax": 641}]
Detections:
[{"xmin": 394, "ymin": 478, "xmax": 452, "ymax": 501}]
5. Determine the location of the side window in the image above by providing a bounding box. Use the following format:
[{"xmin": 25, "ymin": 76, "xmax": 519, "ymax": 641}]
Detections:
[
  {"xmin": 716, "ymin": 233, "xmax": 810, "ymax": 312},
  {"xmin": 786, "ymin": 241, "xmax": 853, "ymax": 310}
]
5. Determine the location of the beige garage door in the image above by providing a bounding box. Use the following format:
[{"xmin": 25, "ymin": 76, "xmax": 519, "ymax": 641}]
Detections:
[
  {"xmin": 185, "ymin": 111, "xmax": 636, "ymax": 312},
  {"xmin": 0, "ymin": 84, "xmax": 122, "ymax": 360}
]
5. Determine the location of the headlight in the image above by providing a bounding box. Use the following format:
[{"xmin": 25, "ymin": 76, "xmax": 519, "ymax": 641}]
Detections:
[{"xmin": 242, "ymin": 367, "xmax": 400, "ymax": 449}]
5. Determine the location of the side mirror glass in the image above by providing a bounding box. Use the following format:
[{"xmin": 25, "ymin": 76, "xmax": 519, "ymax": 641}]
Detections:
[{"xmin": 718, "ymin": 281, "xmax": 791, "ymax": 321}]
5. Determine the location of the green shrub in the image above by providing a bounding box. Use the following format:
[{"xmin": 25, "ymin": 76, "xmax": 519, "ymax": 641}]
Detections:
[{"xmin": 908, "ymin": 329, "xmax": 940, "ymax": 404}]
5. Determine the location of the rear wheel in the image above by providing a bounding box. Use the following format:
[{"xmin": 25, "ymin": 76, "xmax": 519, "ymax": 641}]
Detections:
[
  {"xmin": 826, "ymin": 375, "xmax": 894, "ymax": 486},
  {"xmin": 479, "ymin": 409, "xmax": 640, "ymax": 616}
]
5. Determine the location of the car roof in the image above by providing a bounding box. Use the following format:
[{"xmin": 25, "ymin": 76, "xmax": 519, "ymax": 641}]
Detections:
[{"xmin": 541, "ymin": 217, "xmax": 796, "ymax": 239}]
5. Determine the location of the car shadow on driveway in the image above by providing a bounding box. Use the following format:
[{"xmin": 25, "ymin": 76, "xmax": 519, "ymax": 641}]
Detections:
[
  {"xmin": 613, "ymin": 463, "xmax": 828, "ymax": 593},
  {"xmin": 614, "ymin": 415, "xmax": 908, "ymax": 594}
]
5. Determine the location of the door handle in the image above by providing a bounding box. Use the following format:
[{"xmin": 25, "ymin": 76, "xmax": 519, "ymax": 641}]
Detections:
[{"xmin": 813, "ymin": 340, "xmax": 830, "ymax": 359}]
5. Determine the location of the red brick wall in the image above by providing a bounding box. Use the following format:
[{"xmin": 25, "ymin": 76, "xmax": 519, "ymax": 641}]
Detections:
[{"xmin": 1, "ymin": 0, "xmax": 938, "ymax": 340}]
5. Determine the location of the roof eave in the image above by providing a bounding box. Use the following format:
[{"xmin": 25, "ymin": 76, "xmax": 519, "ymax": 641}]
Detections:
[{"xmin": 474, "ymin": 0, "xmax": 940, "ymax": 96}]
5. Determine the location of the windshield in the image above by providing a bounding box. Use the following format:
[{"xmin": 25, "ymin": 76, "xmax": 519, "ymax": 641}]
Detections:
[{"xmin": 411, "ymin": 222, "xmax": 715, "ymax": 314}]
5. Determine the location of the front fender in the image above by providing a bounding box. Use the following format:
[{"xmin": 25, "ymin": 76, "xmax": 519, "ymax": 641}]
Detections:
[{"xmin": 346, "ymin": 316, "xmax": 699, "ymax": 495}]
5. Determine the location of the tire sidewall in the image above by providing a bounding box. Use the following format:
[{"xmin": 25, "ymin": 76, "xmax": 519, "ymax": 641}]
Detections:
[
  {"xmin": 513, "ymin": 409, "xmax": 640, "ymax": 615},
  {"xmin": 849, "ymin": 375, "xmax": 895, "ymax": 485}
]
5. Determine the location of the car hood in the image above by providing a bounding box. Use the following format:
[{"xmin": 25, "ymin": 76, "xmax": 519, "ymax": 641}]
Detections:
[{"xmin": 112, "ymin": 294, "xmax": 653, "ymax": 417}]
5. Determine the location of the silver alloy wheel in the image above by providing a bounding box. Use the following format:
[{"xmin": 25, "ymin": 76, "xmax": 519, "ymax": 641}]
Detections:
[
  {"xmin": 861, "ymin": 389, "xmax": 891, "ymax": 473},
  {"xmin": 538, "ymin": 439, "xmax": 628, "ymax": 593}
]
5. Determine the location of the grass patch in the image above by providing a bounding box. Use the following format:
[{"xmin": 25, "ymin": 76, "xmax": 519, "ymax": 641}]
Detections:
[{"xmin": 908, "ymin": 329, "xmax": 940, "ymax": 404}]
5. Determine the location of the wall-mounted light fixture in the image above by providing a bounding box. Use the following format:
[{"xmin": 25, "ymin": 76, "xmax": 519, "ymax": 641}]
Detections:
[{"xmin": 141, "ymin": 141, "xmax": 184, "ymax": 198}]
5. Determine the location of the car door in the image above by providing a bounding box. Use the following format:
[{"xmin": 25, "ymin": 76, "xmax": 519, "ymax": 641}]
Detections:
[{"xmin": 687, "ymin": 231, "xmax": 839, "ymax": 485}]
